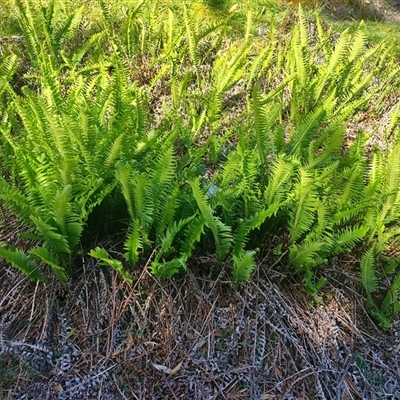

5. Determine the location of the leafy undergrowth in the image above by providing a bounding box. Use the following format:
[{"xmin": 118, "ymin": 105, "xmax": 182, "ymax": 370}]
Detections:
[{"xmin": 1, "ymin": 0, "xmax": 400, "ymax": 398}]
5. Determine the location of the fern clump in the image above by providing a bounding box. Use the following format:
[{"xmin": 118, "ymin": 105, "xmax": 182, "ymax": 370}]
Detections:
[{"xmin": 1, "ymin": 0, "xmax": 400, "ymax": 327}]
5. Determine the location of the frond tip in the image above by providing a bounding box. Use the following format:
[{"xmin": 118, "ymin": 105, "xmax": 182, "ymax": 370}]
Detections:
[
  {"xmin": 232, "ymin": 250, "xmax": 257, "ymax": 288},
  {"xmin": 360, "ymin": 245, "xmax": 377, "ymax": 296},
  {"xmin": 0, "ymin": 246, "xmax": 45, "ymax": 281},
  {"xmin": 150, "ymin": 258, "xmax": 186, "ymax": 278},
  {"xmin": 90, "ymin": 247, "xmax": 132, "ymax": 284}
]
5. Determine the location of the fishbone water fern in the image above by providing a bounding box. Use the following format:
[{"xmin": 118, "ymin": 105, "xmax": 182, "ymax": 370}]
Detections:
[
  {"xmin": 16, "ymin": 0, "xmax": 107, "ymax": 87},
  {"xmin": 2, "ymin": 0, "xmax": 400, "ymax": 329},
  {"xmin": 0, "ymin": 45, "xmax": 145, "ymax": 280}
]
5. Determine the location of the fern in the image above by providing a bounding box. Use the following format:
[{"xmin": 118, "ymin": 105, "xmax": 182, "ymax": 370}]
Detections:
[
  {"xmin": 190, "ymin": 178, "xmax": 232, "ymax": 261},
  {"xmin": 150, "ymin": 147, "xmax": 177, "ymax": 237},
  {"xmin": 288, "ymin": 168, "xmax": 317, "ymax": 243},
  {"xmin": 288, "ymin": 106, "xmax": 326, "ymax": 157},
  {"xmin": 381, "ymin": 272, "xmax": 400, "ymax": 319},
  {"xmin": 0, "ymin": 246, "xmax": 44, "ymax": 282},
  {"xmin": 314, "ymin": 29, "xmax": 349, "ymax": 103},
  {"xmin": 330, "ymin": 225, "xmax": 369, "ymax": 255},
  {"xmin": 15, "ymin": 0, "xmax": 42, "ymax": 67},
  {"xmin": 29, "ymin": 246, "xmax": 67, "ymax": 282},
  {"xmin": 264, "ymin": 156, "xmax": 296, "ymax": 206},
  {"xmin": 180, "ymin": 215, "xmax": 207, "ymax": 261},
  {"xmin": 360, "ymin": 246, "xmax": 378, "ymax": 297},
  {"xmin": 150, "ymin": 258, "xmax": 186, "ymax": 279},
  {"xmin": 183, "ymin": 3, "xmax": 200, "ymax": 79},
  {"xmin": 124, "ymin": 224, "xmax": 142, "ymax": 266},
  {"xmin": 288, "ymin": 240, "xmax": 326, "ymax": 272},
  {"xmin": 251, "ymin": 82, "xmax": 272, "ymax": 184},
  {"xmin": 90, "ymin": 247, "xmax": 132, "ymax": 284},
  {"xmin": 30, "ymin": 216, "xmax": 71, "ymax": 255},
  {"xmin": 232, "ymin": 250, "xmax": 257, "ymax": 288},
  {"xmin": 157, "ymin": 215, "xmax": 196, "ymax": 257},
  {"xmin": 0, "ymin": 54, "xmax": 18, "ymax": 98},
  {"xmin": 103, "ymin": 134, "xmax": 124, "ymax": 171},
  {"xmin": 233, "ymin": 203, "xmax": 281, "ymax": 256}
]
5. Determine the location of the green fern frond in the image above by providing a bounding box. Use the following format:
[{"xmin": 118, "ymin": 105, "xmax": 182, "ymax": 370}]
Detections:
[
  {"xmin": 262, "ymin": 74, "xmax": 296, "ymax": 104},
  {"xmin": 103, "ymin": 134, "xmax": 124, "ymax": 170},
  {"xmin": 381, "ymin": 145, "xmax": 400, "ymax": 221},
  {"xmin": 297, "ymin": 4, "xmax": 308, "ymax": 48},
  {"xmin": 150, "ymin": 258, "xmax": 186, "ymax": 278},
  {"xmin": 50, "ymin": 185, "xmax": 83, "ymax": 250},
  {"xmin": 211, "ymin": 40, "xmax": 250, "ymax": 117},
  {"xmin": 30, "ymin": 216, "xmax": 71, "ymax": 255},
  {"xmin": 155, "ymin": 188, "xmax": 182, "ymax": 242},
  {"xmin": 98, "ymin": 0, "xmax": 114, "ymax": 37},
  {"xmin": 288, "ymin": 168, "xmax": 317, "ymax": 243},
  {"xmin": 124, "ymin": 224, "xmax": 142, "ymax": 266},
  {"xmin": 52, "ymin": 4, "xmax": 84, "ymax": 52},
  {"xmin": 314, "ymin": 29, "xmax": 349, "ymax": 103},
  {"xmin": 332, "ymin": 204, "xmax": 367, "ymax": 226},
  {"xmin": 0, "ymin": 54, "xmax": 18, "ymax": 96},
  {"xmin": 233, "ymin": 203, "xmax": 281, "ymax": 255},
  {"xmin": 61, "ymin": 32, "xmax": 105, "ymax": 72},
  {"xmin": 158, "ymin": 215, "xmax": 196, "ymax": 255},
  {"xmin": 0, "ymin": 246, "xmax": 44, "ymax": 281},
  {"xmin": 232, "ymin": 250, "xmax": 256, "ymax": 288},
  {"xmin": 248, "ymin": 46, "xmax": 273, "ymax": 89},
  {"xmin": 183, "ymin": 4, "xmax": 200, "ymax": 78},
  {"xmin": 290, "ymin": 25, "xmax": 307, "ymax": 92},
  {"xmin": 337, "ymin": 164, "xmax": 365, "ymax": 207},
  {"xmin": 76, "ymin": 178, "xmax": 117, "ymax": 220},
  {"xmin": 360, "ymin": 245, "xmax": 378, "ymax": 296},
  {"xmin": 315, "ymin": 13, "xmax": 330, "ymax": 57},
  {"xmin": 311, "ymin": 200, "xmax": 330, "ymax": 241},
  {"xmin": 0, "ymin": 176, "xmax": 32, "ymax": 221},
  {"xmin": 117, "ymin": 164, "xmax": 153, "ymax": 235},
  {"xmin": 264, "ymin": 156, "xmax": 296, "ymax": 206},
  {"xmin": 306, "ymin": 126, "xmax": 344, "ymax": 169},
  {"xmin": 331, "ymin": 225, "xmax": 369, "ymax": 255},
  {"xmin": 216, "ymin": 218, "xmax": 233, "ymax": 261},
  {"xmin": 387, "ymin": 103, "xmax": 400, "ymax": 140},
  {"xmin": 150, "ymin": 146, "xmax": 176, "ymax": 211},
  {"xmin": 132, "ymin": 172, "xmax": 154, "ymax": 232},
  {"xmin": 190, "ymin": 179, "xmax": 233, "ymax": 261},
  {"xmin": 289, "ymin": 106, "xmax": 326, "ymax": 157},
  {"xmin": 90, "ymin": 247, "xmax": 132, "ymax": 283},
  {"xmin": 117, "ymin": 163, "xmax": 135, "ymax": 220},
  {"xmin": 181, "ymin": 215, "xmax": 206, "ymax": 260},
  {"xmin": 29, "ymin": 246, "xmax": 67, "ymax": 282},
  {"xmin": 16, "ymin": 0, "xmax": 42, "ymax": 66},
  {"xmin": 288, "ymin": 240, "xmax": 326, "ymax": 272},
  {"xmin": 381, "ymin": 272, "xmax": 400, "ymax": 318},
  {"xmin": 252, "ymin": 81, "xmax": 268, "ymax": 170},
  {"xmin": 348, "ymin": 23, "xmax": 367, "ymax": 63},
  {"xmin": 190, "ymin": 179, "xmax": 215, "ymax": 223}
]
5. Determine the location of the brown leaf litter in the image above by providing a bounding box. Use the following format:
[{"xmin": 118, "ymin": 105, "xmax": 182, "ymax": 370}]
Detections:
[{"xmin": 0, "ymin": 235, "xmax": 399, "ymax": 399}]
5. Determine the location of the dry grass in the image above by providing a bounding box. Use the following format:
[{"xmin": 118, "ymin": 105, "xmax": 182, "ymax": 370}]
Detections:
[{"xmin": 1, "ymin": 227, "xmax": 399, "ymax": 399}]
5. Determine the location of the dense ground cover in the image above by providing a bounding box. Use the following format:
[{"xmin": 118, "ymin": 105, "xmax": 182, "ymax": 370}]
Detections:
[{"xmin": 0, "ymin": 0, "xmax": 400, "ymax": 398}]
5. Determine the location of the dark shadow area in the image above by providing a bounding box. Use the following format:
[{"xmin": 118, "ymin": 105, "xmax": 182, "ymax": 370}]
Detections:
[{"xmin": 203, "ymin": 0, "xmax": 229, "ymax": 12}]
